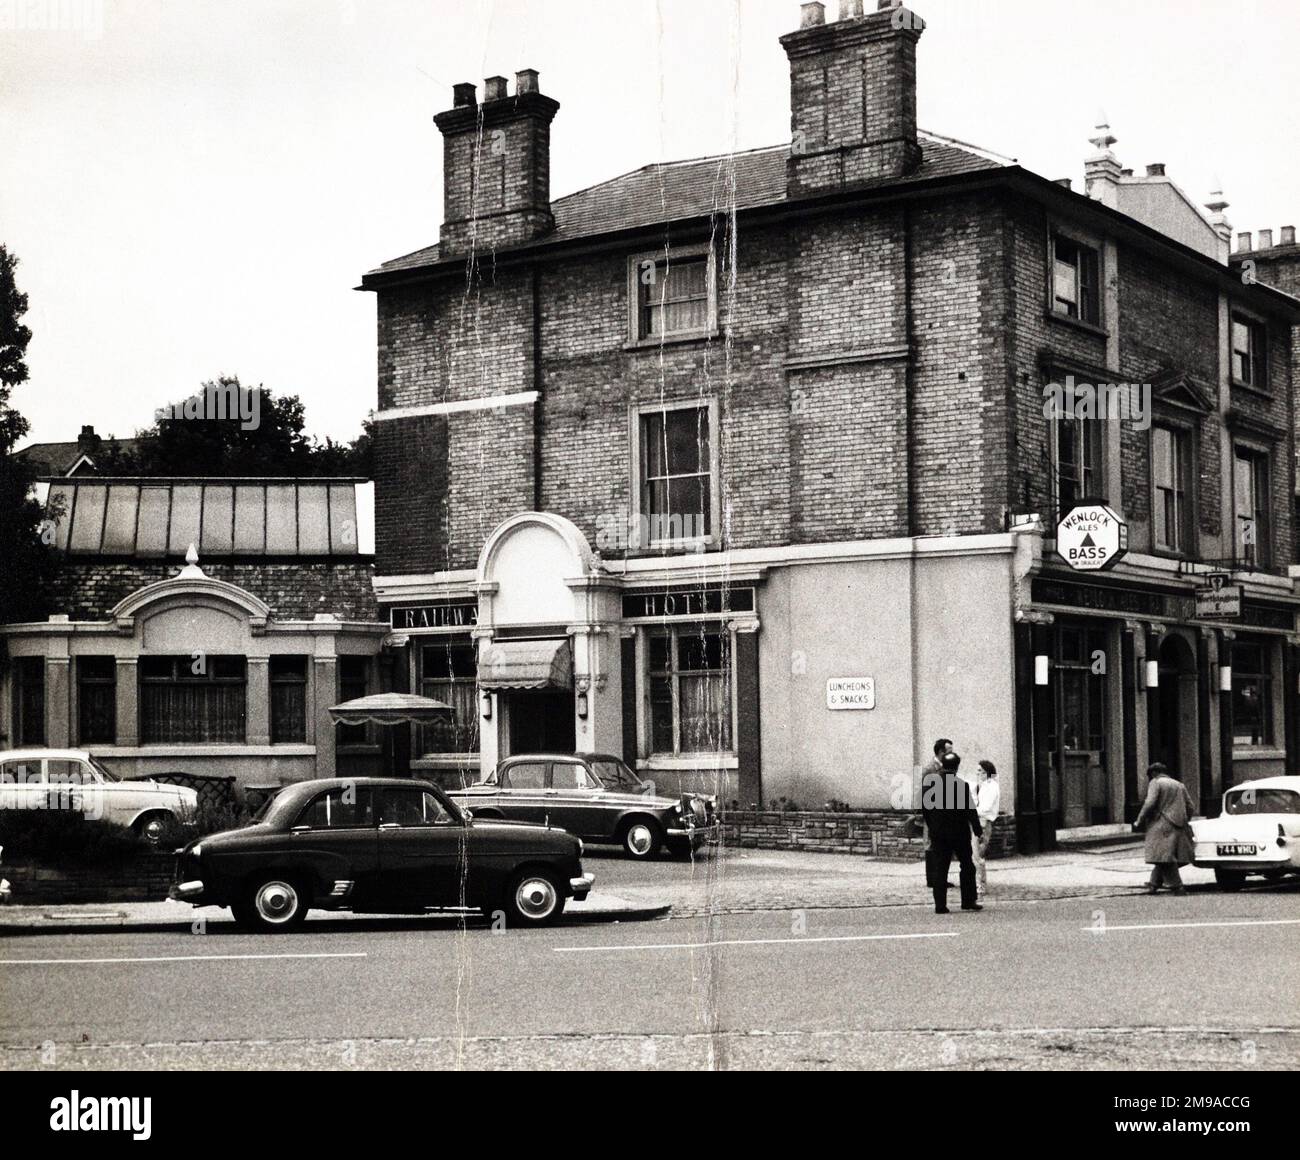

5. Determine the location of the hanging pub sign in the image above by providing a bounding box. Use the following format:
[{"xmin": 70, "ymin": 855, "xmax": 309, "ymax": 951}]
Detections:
[
  {"xmin": 389, "ymin": 602, "xmax": 479, "ymax": 630},
  {"xmin": 1195, "ymin": 574, "xmax": 1243, "ymax": 620},
  {"xmin": 1055, "ymin": 501, "xmax": 1129, "ymax": 572},
  {"xmin": 622, "ymin": 586, "xmax": 756, "ymax": 620}
]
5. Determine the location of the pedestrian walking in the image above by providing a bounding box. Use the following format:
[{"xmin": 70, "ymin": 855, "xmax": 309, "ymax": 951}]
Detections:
[
  {"xmin": 921, "ymin": 738, "xmax": 955, "ymax": 891},
  {"xmin": 922, "ymin": 751, "xmax": 983, "ymax": 914},
  {"xmin": 1132, "ymin": 762, "xmax": 1196, "ymax": 895},
  {"xmin": 972, "ymin": 759, "xmax": 1000, "ymax": 900}
]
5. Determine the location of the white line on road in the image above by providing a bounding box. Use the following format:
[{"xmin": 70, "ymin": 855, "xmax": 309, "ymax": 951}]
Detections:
[
  {"xmin": 1083, "ymin": 919, "xmax": 1300, "ymax": 934},
  {"xmin": 0, "ymin": 952, "xmax": 369, "ymax": 966},
  {"xmin": 554, "ymin": 932, "xmax": 959, "ymax": 954}
]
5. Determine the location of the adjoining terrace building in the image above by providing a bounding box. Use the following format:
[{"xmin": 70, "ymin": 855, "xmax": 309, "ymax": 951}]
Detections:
[{"xmin": 359, "ymin": 0, "xmax": 1300, "ymax": 852}]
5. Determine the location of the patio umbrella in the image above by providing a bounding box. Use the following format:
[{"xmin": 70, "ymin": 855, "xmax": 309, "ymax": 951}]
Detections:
[{"xmin": 328, "ymin": 693, "xmax": 453, "ymax": 727}]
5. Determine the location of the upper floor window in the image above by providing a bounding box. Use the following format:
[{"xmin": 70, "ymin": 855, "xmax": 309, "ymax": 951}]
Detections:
[
  {"xmin": 1055, "ymin": 408, "xmax": 1103, "ymax": 518},
  {"xmin": 629, "ymin": 246, "xmax": 717, "ymax": 344},
  {"xmin": 1230, "ymin": 314, "xmax": 1267, "ymax": 389},
  {"xmin": 1151, "ymin": 425, "xmax": 1192, "ymax": 555},
  {"xmin": 1052, "ymin": 235, "xmax": 1101, "ymax": 326},
  {"xmin": 1233, "ymin": 445, "xmax": 1270, "ymax": 568},
  {"xmin": 633, "ymin": 402, "xmax": 719, "ymax": 548}
]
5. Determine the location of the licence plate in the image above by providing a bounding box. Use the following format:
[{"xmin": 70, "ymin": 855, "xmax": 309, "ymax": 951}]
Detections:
[{"xmin": 1217, "ymin": 844, "xmax": 1258, "ymax": 857}]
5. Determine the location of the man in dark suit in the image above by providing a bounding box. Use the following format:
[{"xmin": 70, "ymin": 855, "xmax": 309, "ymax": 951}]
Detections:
[{"xmin": 921, "ymin": 752, "xmax": 983, "ymax": 914}]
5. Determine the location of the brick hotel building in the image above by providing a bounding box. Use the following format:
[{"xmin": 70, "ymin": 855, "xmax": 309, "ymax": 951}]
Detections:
[{"xmin": 360, "ymin": 0, "xmax": 1300, "ymax": 852}]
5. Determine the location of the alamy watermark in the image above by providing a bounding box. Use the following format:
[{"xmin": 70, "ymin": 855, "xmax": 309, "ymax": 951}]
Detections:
[
  {"xmin": 155, "ymin": 382, "xmax": 260, "ymax": 431},
  {"xmin": 1042, "ymin": 375, "xmax": 1151, "ymax": 432},
  {"xmin": 595, "ymin": 505, "xmax": 709, "ymax": 554},
  {"xmin": 0, "ymin": 0, "xmax": 103, "ymax": 40}
]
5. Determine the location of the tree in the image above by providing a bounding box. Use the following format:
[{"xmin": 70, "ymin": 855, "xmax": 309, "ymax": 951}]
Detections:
[
  {"xmin": 0, "ymin": 244, "xmax": 60, "ymax": 623},
  {"xmin": 114, "ymin": 378, "xmax": 372, "ymax": 478}
]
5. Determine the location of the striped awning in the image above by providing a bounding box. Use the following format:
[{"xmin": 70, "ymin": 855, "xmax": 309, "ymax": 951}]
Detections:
[
  {"xmin": 328, "ymin": 693, "xmax": 452, "ymax": 726},
  {"xmin": 478, "ymin": 640, "xmax": 572, "ymax": 692}
]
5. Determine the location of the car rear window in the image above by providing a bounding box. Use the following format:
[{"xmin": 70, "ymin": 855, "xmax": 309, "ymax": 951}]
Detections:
[
  {"xmin": 1225, "ymin": 788, "xmax": 1300, "ymax": 815},
  {"xmin": 550, "ymin": 763, "xmax": 589, "ymax": 790}
]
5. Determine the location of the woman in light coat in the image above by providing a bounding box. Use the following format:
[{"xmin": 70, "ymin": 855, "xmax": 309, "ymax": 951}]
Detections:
[{"xmin": 1132, "ymin": 762, "xmax": 1197, "ymax": 895}]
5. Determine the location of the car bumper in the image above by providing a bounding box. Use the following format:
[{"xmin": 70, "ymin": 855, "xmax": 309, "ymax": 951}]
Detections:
[
  {"xmin": 169, "ymin": 879, "xmax": 206, "ymax": 903},
  {"xmin": 666, "ymin": 823, "xmax": 719, "ymax": 849},
  {"xmin": 1194, "ymin": 858, "xmax": 1294, "ymax": 873},
  {"xmin": 569, "ymin": 872, "xmax": 595, "ymax": 901}
]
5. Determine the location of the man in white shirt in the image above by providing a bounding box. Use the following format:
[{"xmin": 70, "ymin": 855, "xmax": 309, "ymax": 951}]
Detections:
[{"xmin": 973, "ymin": 760, "xmax": 1001, "ymax": 900}]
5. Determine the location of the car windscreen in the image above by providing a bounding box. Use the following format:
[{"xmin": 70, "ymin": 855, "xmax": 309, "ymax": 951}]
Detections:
[
  {"xmin": 1225, "ymin": 789, "xmax": 1300, "ymax": 815},
  {"xmin": 591, "ymin": 759, "xmax": 644, "ymax": 792},
  {"xmin": 88, "ymin": 757, "xmax": 121, "ymax": 783}
]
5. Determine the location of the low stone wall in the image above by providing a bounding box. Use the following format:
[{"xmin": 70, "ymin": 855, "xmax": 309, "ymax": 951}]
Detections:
[
  {"xmin": 721, "ymin": 810, "xmax": 1016, "ymax": 862},
  {"xmin": 0, "ymin": 853, "xmax": 174, "ymax": 905}
]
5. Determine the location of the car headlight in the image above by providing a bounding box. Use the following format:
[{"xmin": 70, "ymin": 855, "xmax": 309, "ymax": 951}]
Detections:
[
  {"xmin": 190, "ymin": 842, "xmax": 203, "ymax": 858},
  {"xmin": 576, "ymin": 838, "xmax": 584, "ymax": 856}
]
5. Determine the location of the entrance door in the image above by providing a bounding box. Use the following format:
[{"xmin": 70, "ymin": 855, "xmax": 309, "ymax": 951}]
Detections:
[
  {"xmin": 1053, "ymin": 624, "xmax": 1109, "ymax": 828},
  {"xmin": 1147, "ymin": 634, "xmax": 1198, "ymax": 783},
  {"xmin": 508, "ymin": 689, "xmax": 576, "ymax": 755}
]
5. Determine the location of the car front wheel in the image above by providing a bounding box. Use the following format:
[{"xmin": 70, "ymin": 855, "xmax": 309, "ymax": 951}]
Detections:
[
  {"xmin": 501, "ymin": 869, "xmax": 566, "ymax": 928},
  {"xmin": 1214, "ymin": 869, "xmax": 1247, "ymax": 891},
  {"xmin": 233, "ymin": 876, "xmax": 310, "ymax": 932},
  {"xmin": 132, "ymin": 811, "xmax": 172, "ymax": 846},
  {"xmin": 621, "ymin": 818, "xmax": 663, "ymax": 860}
]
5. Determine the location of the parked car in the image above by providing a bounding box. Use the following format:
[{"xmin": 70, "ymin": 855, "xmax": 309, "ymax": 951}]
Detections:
[
  {"xmin": 170, "ymin": 777, "xmax": 594, "ymax": 932},
  {"xmin": 1192, "ymin": 776, "xmax": 1300, "ymax": 889},
  {"xmin": 448, "ymin": 753, "xmax": 718, "ymax": 860},
  {"xmin": 0, "ymin": 748, "xmax": 197, "ymax": 844}
]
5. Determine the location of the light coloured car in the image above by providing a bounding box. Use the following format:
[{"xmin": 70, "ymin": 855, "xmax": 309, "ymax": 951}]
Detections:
[
  {"xmin": 1191, "ymin": 775, "xmax": 1300, "ymax": 890},
  {"xmin": 0, "ymin": 748, "xmax": 198, "ymax": 844}
]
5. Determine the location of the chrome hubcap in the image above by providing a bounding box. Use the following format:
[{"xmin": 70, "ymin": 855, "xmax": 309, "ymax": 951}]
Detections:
[
  {"xmin": 627, "ymin": 824, "xmax": 653, "ymax": 856},
  {"xmin": 255, "ymin": 881, "xmax": 299, "ymax": 923},
  {"xmin": 142, "ymin": 817, "xmax": 165, "ymax": 842},
  {"xmin": 515, "ymin": 877, "xmax": 557, "ymax": 920}
]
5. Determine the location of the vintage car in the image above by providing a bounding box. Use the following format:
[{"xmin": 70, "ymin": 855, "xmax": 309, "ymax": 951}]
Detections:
[
  {"xmin": 170, "ymin": 777, "xmax": 593, "ymax": 931},
  {"xmin": 0, "ymin": 748, "xmax": 198, "ymax": 844},
  {"xmin": 1191, "ymin": 776, "xmax": 1300, "ymax": 889},
  {"xmin": 448, "ymin": 753, "xmax": 718, "ymax": 860}
]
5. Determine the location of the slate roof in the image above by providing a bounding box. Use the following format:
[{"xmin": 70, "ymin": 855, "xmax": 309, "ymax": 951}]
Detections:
[
  {"xmin": 14, "ymin": 438, "xmax": 139, "ymax": 477},
  {"xmin": 368, "ymin": 132, "xmax": 1011, "ymax": 278}
]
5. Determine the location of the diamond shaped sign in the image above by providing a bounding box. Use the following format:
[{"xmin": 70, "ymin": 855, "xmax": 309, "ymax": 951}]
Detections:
[{"xmin": 1056, "ymin": 502, "xmax": 1129, "ymax": 572}]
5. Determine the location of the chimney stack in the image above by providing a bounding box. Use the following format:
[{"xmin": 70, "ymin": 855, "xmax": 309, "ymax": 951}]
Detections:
[
  {"xmin": 1146, "ymin": 163, "xmax": 1166, "ymax": 177},
  {"xmin": 1282, "ymin": 225, "xmax": 1297, "ymax": 247},
  {"xmin": 434, "ymin": 69, "xmax": 560, "ymax": 255},
  {"xmin": 1237, "ymin": 231, "xmax": 1253, "ymax": 253},
  {"xmin": 1258, "ymin": 228, "xmax": 1274, "ymax": 250},
  {"xmin": 1084, "ymin": 120, "xmax": 1121, "ymax": 208},
  {"xmin": 782, "ymin": 0, "xmax": 926, "ymax": 196},
  {"xmin": 1204, "ymin": 185, "xmax": 1232, "ymax": 262}
]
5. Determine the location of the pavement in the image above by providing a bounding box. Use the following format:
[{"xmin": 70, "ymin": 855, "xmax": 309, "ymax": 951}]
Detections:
[{"xmin": 0, "ymin": 840, "xmax": 1262, "ymax": 933}]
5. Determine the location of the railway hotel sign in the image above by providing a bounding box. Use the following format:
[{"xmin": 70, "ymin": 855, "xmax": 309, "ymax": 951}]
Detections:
[{"xmin": 1055, "ymin": 502, "xmax": 1129, "ymax": 573}]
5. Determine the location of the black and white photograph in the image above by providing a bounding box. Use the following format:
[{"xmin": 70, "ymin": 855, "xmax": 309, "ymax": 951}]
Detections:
[{"xmin": 0, "ymin": 0, "xmax": 1297, "ymax": 1116}]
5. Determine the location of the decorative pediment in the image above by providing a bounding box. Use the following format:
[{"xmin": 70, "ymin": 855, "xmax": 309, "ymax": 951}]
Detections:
[{"xmin": 1150, "ymin": 368, "xmax": 1214, "ymax": 416}]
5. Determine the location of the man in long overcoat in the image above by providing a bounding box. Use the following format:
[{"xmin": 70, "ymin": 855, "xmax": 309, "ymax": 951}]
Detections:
[
  {"xmin": 921, "ymin": 751, "xmax": 983, "ymax": 913},
  {"xmin": 1133, "ymin": 762, "xmax": 1197, "ymax": 894}
]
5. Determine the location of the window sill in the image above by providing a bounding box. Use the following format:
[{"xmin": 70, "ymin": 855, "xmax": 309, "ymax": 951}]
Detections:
[
  {"xmin": 412, "ymin": 755, "xmax": 481, "ymax": 768},
  {"xmin": 1044, "ymin": 310, "xmax": 1109, "ymax": 340},
  {"xmin": 1231, "ymin": 747, "xmax": 1285, "ymax": 763},
  {"xmin": 337, "ymin": 744, "xmax": 383, "ymax": 756},
  {"xmin": 625, "ymin": 329, "xmax": 720, "ymax": 352},
  {"xmin": 638, "ymin": 754, "xmax": 738, "ymax": 771},
  {"xmin": 1230, "ymin": 379, "xmax": 1274, "ymax": 401},
  {"xmin": 93, "ymin": 745, "xmax": 317, "ymax": 758}
]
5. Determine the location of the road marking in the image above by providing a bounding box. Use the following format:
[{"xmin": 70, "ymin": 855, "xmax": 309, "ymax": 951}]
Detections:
[
  {"xmin": 555, "ymin": 932, "xmax": 958, "ymax": 954},
  {"xmin": 1083, "ymin": 919, "xmax": 1300, "ymax": 934},
  {"xmin": 0, "ymin": 952, "xmax": 368, "ymax": 966}
]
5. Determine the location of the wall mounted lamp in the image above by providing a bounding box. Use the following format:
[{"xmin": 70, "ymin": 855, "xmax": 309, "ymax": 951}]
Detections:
[
  {"xmin": 1034, "ymin": 655, "xmax": 1050, "ymax": 687},
  {"xmin": 1219, "ymin": 665, "xmax": 1233, "ymax": 694},
  {"xmin": 1145, "ymin": 660, "xmax": 1160, "ymax": 690},
  {"xmin": 481, "ymin": 691, "xmax": 493, "ymax": 721}
]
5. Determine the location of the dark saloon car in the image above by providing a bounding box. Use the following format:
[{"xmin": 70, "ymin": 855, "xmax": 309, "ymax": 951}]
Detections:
[
  {"xmin": 169, "ymin": 778, "xmax": 593, "ymax": 932},
  {"xmin": 448, "ymin": 754, "xmax": 718, "ymax": 860}
]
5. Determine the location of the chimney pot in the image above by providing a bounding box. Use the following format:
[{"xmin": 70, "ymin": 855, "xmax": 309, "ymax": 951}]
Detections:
[
  {"xmin": 799, "ymin": 2, "xmax": 826, "ymax": 27},
  {"xmin": 1146, "ymin": 163, "xmax": 1166, "ymax": 177},
  {"xmin": 1282, "ymin": 225, "xmax": 1297, "ymax": 246},
  {"xmin": 452, "ymin": 82, "xmax": 477, "ymax": 108},
  {"xmin": 838, "ymin": 0, "xmax": 864, "ymax": 17},
  {"xmin": 1237, "ymin": 232, "xmax": 1253, "ymax": 252},
  {"xmin": 484, "ymin": 75, "xmax": 509, "ymax": 102},
  {"xmin": 1257, "ymin": 228, "xmax": 1273, "ymax": 249},
  {"xmin": 516, "ymin": 69, "xmax": 540, "ymax": 95},
  {"xmin": 1054, "ymin": 178, "xmax": 1072, "ymax": 190}
]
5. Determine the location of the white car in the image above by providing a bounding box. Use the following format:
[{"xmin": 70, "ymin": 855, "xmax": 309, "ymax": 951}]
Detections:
[
  {"xmin": 1191, "ymin": 775, "xmax": 1300, "ymax": 890},
  {"xmin": 0, "ymin": 748, "xmax": 198, "ymax": 844}
]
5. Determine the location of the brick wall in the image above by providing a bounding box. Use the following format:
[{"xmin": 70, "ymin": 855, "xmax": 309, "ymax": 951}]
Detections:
[
  {"xmin": 45, "ymin": 561, "xmax": 379, "ymax": 622},
  {"xmin": 1, "ymin": 853, "xmax": 174, "ymax": 904},
  {"xmin": 721, "ymin": 809, "xmax": 1016, "ymax": 861}
]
